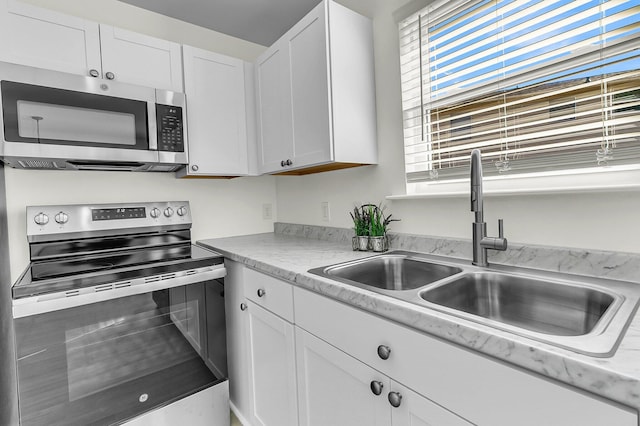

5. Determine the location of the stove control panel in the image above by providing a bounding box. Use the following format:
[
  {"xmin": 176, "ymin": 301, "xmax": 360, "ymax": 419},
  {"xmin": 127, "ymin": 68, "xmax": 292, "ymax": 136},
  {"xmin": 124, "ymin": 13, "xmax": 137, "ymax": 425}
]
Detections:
[{"xmin": 27, "ymin": 201, "xmax": 192, "ymax": 241}]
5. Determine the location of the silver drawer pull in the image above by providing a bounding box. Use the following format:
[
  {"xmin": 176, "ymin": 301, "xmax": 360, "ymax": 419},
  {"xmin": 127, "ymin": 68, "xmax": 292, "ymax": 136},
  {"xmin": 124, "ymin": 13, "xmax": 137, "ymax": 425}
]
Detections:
[
  {"xmin": 388, "ymin": 391, "xmax": 402, "ymax": 408},
  {"xmin": 370, "ymin": 380, "xmax": 383, "ymax": 396},
  {"xmin": 377, "ymin": 344, "xmax": 391, "ymax": 360},
  {"xmin": 257, "ymin": 288, "xmax": 266, "ymax": 298}
]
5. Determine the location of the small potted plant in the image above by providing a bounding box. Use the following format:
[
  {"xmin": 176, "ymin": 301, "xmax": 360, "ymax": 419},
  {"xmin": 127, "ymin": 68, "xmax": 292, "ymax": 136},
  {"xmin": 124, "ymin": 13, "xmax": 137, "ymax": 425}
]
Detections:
[
  {"xmin": 350, "ymin": 205, "xmax": 370, "ymax": 251},
  {"xmin": 368, "ymin": 204, "xmax": 397, "ymax": 252}
]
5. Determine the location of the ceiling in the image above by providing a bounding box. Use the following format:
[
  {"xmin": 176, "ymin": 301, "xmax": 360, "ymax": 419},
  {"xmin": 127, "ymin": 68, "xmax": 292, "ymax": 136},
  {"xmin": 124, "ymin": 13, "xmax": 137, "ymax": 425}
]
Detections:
[{"xmin": 118, "ymin": 0, "xmax": 324, "ymax": 46}]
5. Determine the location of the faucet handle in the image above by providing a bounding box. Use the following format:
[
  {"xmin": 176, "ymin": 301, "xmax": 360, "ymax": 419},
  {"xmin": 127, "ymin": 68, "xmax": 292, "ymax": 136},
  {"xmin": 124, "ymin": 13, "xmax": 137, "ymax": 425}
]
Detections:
[{"xmin": 493, "ymin": 218, "xmax": 507, "ymax": 251}]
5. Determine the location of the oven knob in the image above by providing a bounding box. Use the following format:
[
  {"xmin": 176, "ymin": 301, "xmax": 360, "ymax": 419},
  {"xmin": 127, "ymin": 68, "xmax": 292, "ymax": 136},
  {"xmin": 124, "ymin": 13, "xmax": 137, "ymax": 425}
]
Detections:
[
  {"xmin": 150, "ymin": 208, "xmax": 161, "ymax": 219},
  {"xmin": 164, "ymin": 207, "xmax": 174, "ymax": 217},
  {"xmin": 177, "ymin": 206, "xmax": 187, "ymax": 217},
  {"xmin": 54, "ymin": 212, "xmax": 69, "ymax": 224},
  {"xmin": 34, "ymin": 212, "xmax": 49, "ymax": 226}
]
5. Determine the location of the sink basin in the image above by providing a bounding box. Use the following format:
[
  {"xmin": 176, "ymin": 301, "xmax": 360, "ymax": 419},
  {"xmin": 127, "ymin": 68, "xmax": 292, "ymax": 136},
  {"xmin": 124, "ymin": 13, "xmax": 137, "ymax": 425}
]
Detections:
[
  {"xmin": 308, "ymin": 252, "xmax": 462, "ymax": 291},
  {"xmin": 309, "ymin": 251, "xmax": 640, "ymax": 356},
  {"xmin": 420, "ymin": 272, "xmax": 616, "ymax": 336}
]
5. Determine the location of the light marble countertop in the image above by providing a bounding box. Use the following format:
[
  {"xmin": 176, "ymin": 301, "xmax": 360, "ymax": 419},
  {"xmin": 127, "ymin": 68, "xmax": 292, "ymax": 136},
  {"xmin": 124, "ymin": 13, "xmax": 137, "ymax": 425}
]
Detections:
[{"xmin": 198, "ymin": 229, "xmax": 640, "ymax": 411}]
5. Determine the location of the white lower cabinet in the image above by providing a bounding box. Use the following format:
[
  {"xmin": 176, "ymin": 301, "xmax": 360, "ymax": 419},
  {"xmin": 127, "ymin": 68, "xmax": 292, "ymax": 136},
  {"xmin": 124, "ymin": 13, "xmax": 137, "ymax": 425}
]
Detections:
[
  {"xmin": 225, "ymin": 261, "xmax": 298, "ymax": 426},
  {"xmin": 390, "ymin": 382, "xmax": 471, "ymax": 426},
  {"xmin": 295, "ymin": 327, "xmax": 469, "ymax": 426},
  {"xmin": 226, "ymin": 263, "xmax": 638, "ymax": 426},
  {"xmin": 246, "ymin": 302, "xmax": 298, "ymax": 426},
  {"xmin": 296, "ymin": 327, "xmax": 391, "ymax": 426},
  {"xmin": 294, "ymin": 287, "xmax": 638, "ymax": 426},
  {"xmin": 224, "ymin": 261, "xmax": 251, "ymax": 423}
]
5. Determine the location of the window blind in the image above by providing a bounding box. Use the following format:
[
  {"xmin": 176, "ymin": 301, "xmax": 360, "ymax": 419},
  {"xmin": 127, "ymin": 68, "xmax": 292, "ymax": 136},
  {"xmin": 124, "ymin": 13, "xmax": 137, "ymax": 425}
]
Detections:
[{"xmin": 399, "ymin": 0, "xmax": 640, "ymax": 183}]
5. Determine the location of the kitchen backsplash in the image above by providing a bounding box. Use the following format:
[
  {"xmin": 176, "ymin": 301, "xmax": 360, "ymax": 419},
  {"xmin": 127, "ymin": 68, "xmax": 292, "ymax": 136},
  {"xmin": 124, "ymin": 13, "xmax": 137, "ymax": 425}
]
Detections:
[{"xmin": 274, "ymin": 222, "xmax": 640, "ymax": 283}]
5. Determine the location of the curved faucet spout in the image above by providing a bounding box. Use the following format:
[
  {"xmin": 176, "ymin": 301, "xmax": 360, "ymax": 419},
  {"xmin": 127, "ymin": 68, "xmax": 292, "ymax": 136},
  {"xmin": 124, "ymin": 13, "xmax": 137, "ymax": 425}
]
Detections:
[{"xmin": 470, "ymin": 149, "xmax": 483, "ymax": 222}]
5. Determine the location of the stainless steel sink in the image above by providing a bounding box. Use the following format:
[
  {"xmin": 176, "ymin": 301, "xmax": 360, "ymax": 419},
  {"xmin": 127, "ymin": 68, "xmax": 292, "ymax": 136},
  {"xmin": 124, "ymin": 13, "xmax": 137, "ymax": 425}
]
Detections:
[
  {"xmin": 309, "ymin": 251, "xmax": 640, "ymax": 357},
  {"xmin": 308, "ymin": 252, "xmax": 462, "ymax": 291},
  {"xmin": 420, "ymin": 272, "xmax": 616, "ymax": 336}
]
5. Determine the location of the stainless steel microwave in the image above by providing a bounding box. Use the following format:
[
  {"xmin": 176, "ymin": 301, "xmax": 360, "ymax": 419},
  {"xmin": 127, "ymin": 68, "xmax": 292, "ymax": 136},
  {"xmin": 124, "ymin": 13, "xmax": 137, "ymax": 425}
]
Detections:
[{"xmin": 0, "ymin": 61, "xmax": 187, "ymax": 172}]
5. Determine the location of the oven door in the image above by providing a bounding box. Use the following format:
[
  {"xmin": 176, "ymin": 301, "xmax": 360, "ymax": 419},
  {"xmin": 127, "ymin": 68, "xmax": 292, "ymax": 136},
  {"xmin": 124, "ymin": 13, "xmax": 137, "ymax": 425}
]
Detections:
[{"xmin": 13, "ymin": 281, "xmax": 227, "ymax": 426}]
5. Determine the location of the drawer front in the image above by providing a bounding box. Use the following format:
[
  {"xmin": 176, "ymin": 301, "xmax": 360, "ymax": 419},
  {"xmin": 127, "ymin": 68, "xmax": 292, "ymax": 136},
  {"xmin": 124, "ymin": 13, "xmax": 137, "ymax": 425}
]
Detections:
[
  {"xmin": 294, "ymin": 287, "xmax": 637, "ymax": 426},
  {"xmin": 244, "ymin": 267, "xmax": 294, "ymax": 322}
]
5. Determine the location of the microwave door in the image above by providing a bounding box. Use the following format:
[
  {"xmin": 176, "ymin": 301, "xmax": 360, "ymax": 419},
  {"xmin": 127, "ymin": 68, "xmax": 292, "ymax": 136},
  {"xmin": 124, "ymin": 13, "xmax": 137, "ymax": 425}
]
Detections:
[{"xmin": 0, "ymin": 63, "xmax": 164, "ymax": 168}]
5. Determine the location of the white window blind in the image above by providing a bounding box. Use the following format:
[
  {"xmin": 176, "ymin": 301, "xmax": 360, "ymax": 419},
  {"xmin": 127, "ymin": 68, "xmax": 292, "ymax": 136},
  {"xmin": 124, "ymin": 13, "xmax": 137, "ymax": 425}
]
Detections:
[{"xmin": 399, "ymin": 0, "xmax": 640, "ymax": 183}]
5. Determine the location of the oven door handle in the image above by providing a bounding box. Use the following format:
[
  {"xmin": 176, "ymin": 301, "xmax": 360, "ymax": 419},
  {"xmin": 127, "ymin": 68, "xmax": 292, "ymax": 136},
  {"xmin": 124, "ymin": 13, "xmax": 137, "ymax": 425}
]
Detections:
[{"xmin": 13, "ymin": 264, "xmax": 227, "ymax": 319}]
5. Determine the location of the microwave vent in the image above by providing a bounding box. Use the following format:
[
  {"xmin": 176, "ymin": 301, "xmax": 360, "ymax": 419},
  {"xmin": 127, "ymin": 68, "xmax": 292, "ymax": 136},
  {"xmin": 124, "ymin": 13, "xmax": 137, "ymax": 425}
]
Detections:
[{"xmin": 17, "ymin": 160, "xmax": 66, "ymax": 169}]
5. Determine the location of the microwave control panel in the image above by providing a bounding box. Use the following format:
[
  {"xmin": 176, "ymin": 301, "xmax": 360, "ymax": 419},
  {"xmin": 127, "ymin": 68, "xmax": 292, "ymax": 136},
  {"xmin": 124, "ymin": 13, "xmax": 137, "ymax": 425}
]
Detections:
[{"xmin": 156, "ymin": 104, "xmax": 185, "ymax": 152}]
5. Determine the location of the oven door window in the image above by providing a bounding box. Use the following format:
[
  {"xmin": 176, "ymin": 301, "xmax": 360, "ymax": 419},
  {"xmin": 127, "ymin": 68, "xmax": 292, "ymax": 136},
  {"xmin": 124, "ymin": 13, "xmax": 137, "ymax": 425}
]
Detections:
[
  {"xmin": 1, "ymin": 81, "xmax": 149, "ymax": 150},
  {"xmin": 13, "ymin": 285, "xmax": 219, "ymax": 426}
]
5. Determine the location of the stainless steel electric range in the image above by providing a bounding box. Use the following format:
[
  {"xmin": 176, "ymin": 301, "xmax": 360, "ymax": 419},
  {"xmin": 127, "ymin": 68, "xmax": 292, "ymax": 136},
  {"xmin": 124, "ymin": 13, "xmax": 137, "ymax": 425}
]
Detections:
[{"xmin": 12, "ymin": 201, "xmax": 229, "ymax": 426}]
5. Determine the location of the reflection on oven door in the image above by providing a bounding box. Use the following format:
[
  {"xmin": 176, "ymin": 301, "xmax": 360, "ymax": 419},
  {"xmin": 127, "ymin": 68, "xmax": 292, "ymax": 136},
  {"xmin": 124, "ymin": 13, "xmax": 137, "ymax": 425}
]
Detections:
[{"xmin": 14, "ymin": 286, "xmax": 222, "ymax": 426}]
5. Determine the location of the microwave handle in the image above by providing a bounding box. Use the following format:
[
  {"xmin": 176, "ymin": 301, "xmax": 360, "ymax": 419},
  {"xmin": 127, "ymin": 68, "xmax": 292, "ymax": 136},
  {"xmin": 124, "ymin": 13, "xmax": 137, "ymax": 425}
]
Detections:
[
  {"xmin": 148, "ymin": 101, "xmax": 158, "ymax": 151},
  {"xmin": 67, "ymin": 161, "xmax": 147, "ymax": 172}
]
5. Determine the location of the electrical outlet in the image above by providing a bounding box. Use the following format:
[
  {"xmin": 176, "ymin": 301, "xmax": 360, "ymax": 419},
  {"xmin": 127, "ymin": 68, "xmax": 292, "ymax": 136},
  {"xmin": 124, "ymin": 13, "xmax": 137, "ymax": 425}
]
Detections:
[
  {"xmin": 321, "ymin": 201, "xmax": 330, "ymax": 221},
  {"xmin": 262, "ymin": 203, "xmax": 272, "ymax": 220}
]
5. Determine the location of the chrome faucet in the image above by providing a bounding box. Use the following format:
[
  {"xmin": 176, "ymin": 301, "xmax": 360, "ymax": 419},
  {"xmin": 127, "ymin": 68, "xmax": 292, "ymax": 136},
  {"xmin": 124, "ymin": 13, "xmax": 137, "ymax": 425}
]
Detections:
[{"xmin": 470, "ymin": 149, "xmax": 507, "ymax": 267}]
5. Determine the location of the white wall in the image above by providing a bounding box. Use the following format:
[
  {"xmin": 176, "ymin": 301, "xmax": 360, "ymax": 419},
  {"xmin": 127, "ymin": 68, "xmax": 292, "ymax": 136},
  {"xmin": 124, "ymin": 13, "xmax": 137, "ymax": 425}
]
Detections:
[
  {"xmin": 5, "ymin": 0, "xmax": 275, "ymax": 282},
  {"xmin": 275, "ymin": 0, "xmax": 640, "ymax": 255}
]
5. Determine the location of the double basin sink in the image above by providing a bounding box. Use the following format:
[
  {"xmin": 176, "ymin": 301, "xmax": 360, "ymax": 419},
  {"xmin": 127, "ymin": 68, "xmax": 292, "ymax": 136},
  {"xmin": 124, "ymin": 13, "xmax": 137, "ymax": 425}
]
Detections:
[{"xmin": 308, "ymin": 251, "xmax": 640, "ymax": 357}]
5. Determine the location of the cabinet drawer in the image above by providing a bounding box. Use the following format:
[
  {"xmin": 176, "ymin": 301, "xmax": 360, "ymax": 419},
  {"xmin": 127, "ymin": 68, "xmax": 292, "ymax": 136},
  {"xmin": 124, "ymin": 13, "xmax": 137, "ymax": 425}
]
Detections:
[
  {"xmin": 244, "ymin": 268, "xmax": 294, "ymax": 322},
  {"xmin": 294, "ymin": 287, "xmax": 638, "ymax": 426}
]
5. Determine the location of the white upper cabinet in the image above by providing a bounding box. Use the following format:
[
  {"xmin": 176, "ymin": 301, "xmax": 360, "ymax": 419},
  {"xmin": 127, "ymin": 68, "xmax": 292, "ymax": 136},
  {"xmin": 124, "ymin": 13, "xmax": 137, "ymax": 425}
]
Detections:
[
  {"xmin": 287, "ymin": 5, "xmax": 332, "ymax": 169},
  {"xmin": 177, "ymin": 46, "xmax": 252, "ymax": 177},
  {"xmin": 98, "ymin": 25, "xmax": 183, "ymax": 92},
  {"xmin": 0, "ymin": 0, "xmax": 101, "ymax": 76},
  {"xmin": 256, "ymin": 0, "xmax": 377, "ymax": 175},
  {"xmin": 256, "ymin": 41, "xmax": 294, "ymax": 173},
  {"xmin": 0, "ymin": 1, "xmax": 182, "ymax": 92}
]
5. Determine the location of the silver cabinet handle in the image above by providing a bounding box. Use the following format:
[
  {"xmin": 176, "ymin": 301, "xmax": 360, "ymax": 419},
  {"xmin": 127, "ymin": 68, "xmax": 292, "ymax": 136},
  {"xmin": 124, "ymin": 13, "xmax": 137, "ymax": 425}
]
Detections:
[
  {"xmin": 286, "ymin": 159, "xmax": 293, "ymax": 166},
  {"xmin": 105, "ymin": 71, "xmax": 115, "ymax": 80},
  {"xmin": 370, "ymin": 381, "xmax": 383, "ymax": 396},
  {"xmin": 191, "ymin": 164, "xmax": 199, "ymax": 172},
  {"xmin": 388, "ymin": 391, "xmax": 402, "ymax": 408},
  {"xmin": 240, "ymin": 303, "xmax": 248, "ymax": 311},
  {"xmin": 377, "ymin": 345, "xmax": 391, "ymax": 360},
  {"xmin": 257, "ymin": 288, "xmax": 266, "ymax": 297},
  {"xmin": 281, "ymin": 160, "xmax": 286, "ymax": 167},
  {"xmin": 89, "ymin": 69, "xmax": 100, "ymax": 78}
]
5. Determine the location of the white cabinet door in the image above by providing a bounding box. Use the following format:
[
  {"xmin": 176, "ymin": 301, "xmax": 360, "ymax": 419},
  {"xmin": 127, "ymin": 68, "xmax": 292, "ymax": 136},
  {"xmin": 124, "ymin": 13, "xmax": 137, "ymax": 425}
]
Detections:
[
  {"xmin": 254, "ymin": 0, "xmax": 376, "ymax": 175},
  {"xmin": 98, "ymin": 25, "xmax": 183, "ymax": 92},
  {"xmin": 180, "ymin": 45, "xmax": 249, "ymax": 176},
  {"xmin": 0, "ymin": 0, "xmax": 101, "ymax": 76},
  {"xmin": 296, "ymin": 327, "xmax": 391, "ymax": 426},
  {"xmin": 287, "ymin": 3, "xmax": 332, "ymax": 169},
  {"xmin": 256, "ymin": 40, "xmax": 294, "ymax": 173},
  {"xmin": 390, "ymin": 381, "xmax": 472, "ymax": 426},
  {"xmin": 246, "ymin": 301, "xmax": 298, "ymax": 426},
  {"xmin": 224, "ymin": 261, "xmax": 251, "ymax": 420}
]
